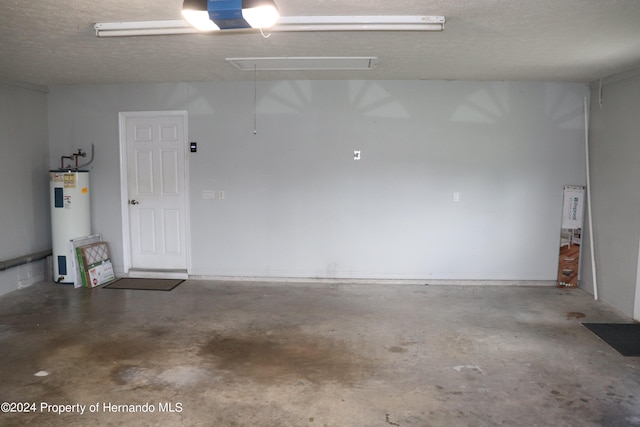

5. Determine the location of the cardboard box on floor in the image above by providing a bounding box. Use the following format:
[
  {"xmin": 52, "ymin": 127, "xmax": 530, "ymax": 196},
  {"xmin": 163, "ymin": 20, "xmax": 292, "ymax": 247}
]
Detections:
[
  {"xmin": 76, "ymin": 242, "xmax": 116, "ymax": 287},
  {"xmin": 86, "ymin": 259, "xmax": 115, "ymax": 288},
  {"xmin": 70, "ymin": 235, "xmax": 103, "ymax": 288}
]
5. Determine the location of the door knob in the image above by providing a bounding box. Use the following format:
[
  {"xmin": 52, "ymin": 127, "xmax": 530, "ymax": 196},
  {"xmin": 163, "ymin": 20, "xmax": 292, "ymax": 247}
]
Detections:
[{"xmin": 129, "ymin": 200, "xmax": 139, "ymax": 205}]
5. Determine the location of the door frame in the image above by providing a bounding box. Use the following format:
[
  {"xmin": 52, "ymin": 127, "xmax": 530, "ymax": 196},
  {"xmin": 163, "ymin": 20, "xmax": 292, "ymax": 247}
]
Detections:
[
  {"xmin": 635, "ymin": 238, "xmax": 640, "ymax": 321},
  {"xmin": 118, "ymin": 110, "xmax": 191, "ymax": 275}
]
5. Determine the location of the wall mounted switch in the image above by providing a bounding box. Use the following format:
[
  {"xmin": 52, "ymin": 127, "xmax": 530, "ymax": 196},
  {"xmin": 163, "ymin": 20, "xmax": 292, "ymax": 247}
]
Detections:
[{"xmin": 354, "ymin": 150, "xmax": 361, "ymax": 160}]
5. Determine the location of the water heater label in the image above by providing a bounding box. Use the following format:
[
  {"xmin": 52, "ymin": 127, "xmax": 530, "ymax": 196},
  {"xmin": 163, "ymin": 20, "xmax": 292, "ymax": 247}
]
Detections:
[
  {"xmin": 64, "ymin": 195, "xmax": 72, "ymax": 209},
  {"xmin": 63, "ymin": 174, "xmax": 76, "ymax": 188}
]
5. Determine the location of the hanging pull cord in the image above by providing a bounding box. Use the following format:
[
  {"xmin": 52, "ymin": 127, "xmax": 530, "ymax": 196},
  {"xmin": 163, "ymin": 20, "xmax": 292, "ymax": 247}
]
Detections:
[
  {"xmin": 254, "ymin": 28, "xmax": 270, "ymax": 134},
  {"xmin": 259, "ymin": 27, "xmax": 272, "ymax": 38},
  {"xmin": 253, "ymin": 64, "xmax": 257, "ymax": 135}
]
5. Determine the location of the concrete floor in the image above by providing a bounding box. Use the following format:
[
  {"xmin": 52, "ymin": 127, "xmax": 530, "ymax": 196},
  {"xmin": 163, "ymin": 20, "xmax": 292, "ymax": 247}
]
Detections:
[{"xmin": 0, "ymin": 280, "xmax": 639, "ymax": 427}]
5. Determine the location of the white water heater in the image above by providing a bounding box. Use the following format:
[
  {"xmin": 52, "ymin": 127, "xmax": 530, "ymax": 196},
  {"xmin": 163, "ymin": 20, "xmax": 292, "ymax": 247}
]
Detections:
[{"xmin": 50, "ymin": 170, "xmax": 91, "ymax": 283}]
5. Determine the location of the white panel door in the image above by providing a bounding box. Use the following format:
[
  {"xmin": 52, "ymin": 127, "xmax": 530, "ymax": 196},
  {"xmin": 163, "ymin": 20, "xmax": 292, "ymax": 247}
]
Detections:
[{"xmin": 123, "ymin": 112, "xmax": 188, "ymax": 270}]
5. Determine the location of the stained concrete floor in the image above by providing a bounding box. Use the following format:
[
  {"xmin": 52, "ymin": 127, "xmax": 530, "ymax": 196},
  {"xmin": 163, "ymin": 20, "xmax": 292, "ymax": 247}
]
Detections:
[{"xmin": 0, "ymin": 280, "xmax": 639, "ymax": 427}]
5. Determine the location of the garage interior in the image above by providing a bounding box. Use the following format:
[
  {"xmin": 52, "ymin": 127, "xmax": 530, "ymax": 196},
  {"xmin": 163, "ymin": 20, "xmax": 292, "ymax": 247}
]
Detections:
[{"xmin": 1, "ymin": 1, "xmax": 640, "ymax": 426}]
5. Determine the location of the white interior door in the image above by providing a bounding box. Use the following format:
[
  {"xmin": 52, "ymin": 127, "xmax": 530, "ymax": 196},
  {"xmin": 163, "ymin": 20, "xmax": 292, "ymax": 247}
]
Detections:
[{"xmin": 120, "ymin": 111, "xmax": 189, "ymax": 273}]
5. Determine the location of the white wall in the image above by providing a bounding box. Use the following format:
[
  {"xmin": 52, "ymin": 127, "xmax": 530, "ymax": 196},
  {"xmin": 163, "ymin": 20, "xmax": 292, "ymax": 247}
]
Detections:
[
  {"xmin": 0, "ymin": 81, "xmax": 50, "ymax": 296},
  {"xmin": 48, "ymin": 80, "xmax": 588, "ymax": 282},
  {"xmin": 584, "ymin": 69, "xmax": 640, "ymax": 318}
]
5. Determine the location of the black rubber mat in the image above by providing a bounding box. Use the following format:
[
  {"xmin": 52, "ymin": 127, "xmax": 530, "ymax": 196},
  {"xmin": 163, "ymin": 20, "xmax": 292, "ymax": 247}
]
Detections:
[
  {"xmin": 103, "ymin": 278, "xmax": 184, "ymax": 291},
  {"xmin": 583, "ymin": 323, "xmax": 640, "ymax": 356}
]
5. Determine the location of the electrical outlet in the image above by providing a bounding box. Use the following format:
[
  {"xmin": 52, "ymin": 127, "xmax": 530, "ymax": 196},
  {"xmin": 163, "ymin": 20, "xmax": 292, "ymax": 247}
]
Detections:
[
  {"xmin": 453, "ymin": 192, "xmax": 460, "ymax": 202},
  {"xmin": 218, "ymin": 190, "xmax": 225, "ymax": 200}
]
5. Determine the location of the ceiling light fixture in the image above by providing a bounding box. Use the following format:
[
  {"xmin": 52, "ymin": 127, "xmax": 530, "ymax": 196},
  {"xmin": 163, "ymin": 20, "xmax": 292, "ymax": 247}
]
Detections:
[
  {"xmin": 94, "ymin": 20, "xmax": 196, "ymax": 37},
  {"xmin": 94, "ymin": 15, "xmax": 445, "ymax": 37},
  {"xmin": 182, "ymin": 0, "xmax": 279, "ymax": 31},
  {"xmin": 275, "ymin": 15, "xmax": 445, "ymax": 32}
]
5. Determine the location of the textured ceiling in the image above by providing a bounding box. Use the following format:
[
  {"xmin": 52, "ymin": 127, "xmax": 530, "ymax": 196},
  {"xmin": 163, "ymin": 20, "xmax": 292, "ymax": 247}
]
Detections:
[{"xmin": 1, "ymin": 0, "xmax": 639, "ymax": 86}]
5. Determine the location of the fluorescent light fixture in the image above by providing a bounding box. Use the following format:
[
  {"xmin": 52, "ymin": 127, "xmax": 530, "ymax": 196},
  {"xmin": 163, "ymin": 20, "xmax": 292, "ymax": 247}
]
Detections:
[
  {"xmin": 226, "ymin": 57, "xmax": 379, "ymax": 71},
  {"xmin": 94, "ymin": 20, "xmax": 197, "ymax": 37},
  {"xmin": 275, "ymin": 15, "xmax": 445, "ymax": 32},
  {"xmin": 94, "ymin": 15, "xmax": 444, "ymax": 37}
]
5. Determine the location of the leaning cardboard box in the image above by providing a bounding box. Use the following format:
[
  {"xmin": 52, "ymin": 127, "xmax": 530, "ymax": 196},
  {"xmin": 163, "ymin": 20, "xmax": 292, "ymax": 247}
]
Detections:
[
  {"xmin": 76, "ymin": 242, "xmax": 116, "ymax": 287},
  {"xmin": 86, "ymin": 259, "xmax": 115, "ymax": 288},
  {"xmin": 69, "ymin": 235, "xmax": 103, "ymax": 288}
]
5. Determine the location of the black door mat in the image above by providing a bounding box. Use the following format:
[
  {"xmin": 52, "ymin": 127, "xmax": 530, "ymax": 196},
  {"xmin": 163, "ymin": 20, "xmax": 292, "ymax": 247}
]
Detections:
[
  {"xmin": 583, "ymin": 323, "xmax": 640, "ymax": 356},
  {"xmin": 103, "ymin": 278, "xmax": 184, "ymax": 291}
]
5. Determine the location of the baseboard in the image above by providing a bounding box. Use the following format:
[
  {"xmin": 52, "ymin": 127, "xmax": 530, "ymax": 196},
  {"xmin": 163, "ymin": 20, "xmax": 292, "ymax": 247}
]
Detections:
[{"xmin": 187, "ymin": 275, "xmax": 557, "ymax": 286}]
